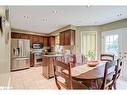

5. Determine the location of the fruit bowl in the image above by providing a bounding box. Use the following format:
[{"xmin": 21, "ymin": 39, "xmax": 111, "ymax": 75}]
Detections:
[{"xmin": 87, "ymin": 60, "xmax": 98, "ymax": 67}]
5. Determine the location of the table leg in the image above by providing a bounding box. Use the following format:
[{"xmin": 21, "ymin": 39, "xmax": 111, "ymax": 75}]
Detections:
[{"xmin": 91, "ymin": 80, "xmax": 98, "ymax": 89}]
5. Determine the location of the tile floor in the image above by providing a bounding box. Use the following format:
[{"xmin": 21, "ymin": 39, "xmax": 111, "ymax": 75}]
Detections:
[{"xmin": 10, "ymin": 66, "xmax": 127, "ymax": 89}]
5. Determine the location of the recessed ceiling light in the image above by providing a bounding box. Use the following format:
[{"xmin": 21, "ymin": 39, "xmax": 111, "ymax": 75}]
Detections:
[
  {"xmin": 117, "ymin": 14, "xmax": 122, "ymax": 16},
  {"xmin": 52, "ymin": 10, "xmax": 57, "ymax": 14},
  {"xmin": 86, "ymin": 5, "xmax": 92, "ymax": 8},
  {"xmin": 24, "ymin": 16, "xmax": 30, "ymax": 19},
  {"xmin": 42, "ymin": 18, "xmax": 48, "ymax": 22}
]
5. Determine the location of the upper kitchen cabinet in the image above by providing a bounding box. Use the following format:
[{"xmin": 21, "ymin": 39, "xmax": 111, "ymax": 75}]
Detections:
[
  {"xmin": 60, "ymin": 29, "xmax": 75, "ymax": 46},
  {"xmin": 48, "ymin": 36, "xmax": 55, "ymax": 47},
  {"xmin": 38, "ymin": 36, "xmax": 43, "ymax": 44},
  {"xmin": 60, "ymin": 31, "xmax": 65, "ymax": 45},
  {"xmin": 20, "ymin": 33, "xmax": 29, "ymax": 39},
  {"xmin": 43, "ymin": 37, "xmax": 49, "ymax": 46},
  {"xmin": 11, "ymin": 32, "xmax": 21, "ymax": 39},
  {"xmin": 32, "ymin": 35, "xmax": 39, "ymax": 43}
]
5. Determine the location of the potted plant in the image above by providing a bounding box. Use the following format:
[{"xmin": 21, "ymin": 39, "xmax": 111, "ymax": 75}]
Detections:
[{"xmin": 87, "ymin": 50, "xmax": 95, "ymax": 61}]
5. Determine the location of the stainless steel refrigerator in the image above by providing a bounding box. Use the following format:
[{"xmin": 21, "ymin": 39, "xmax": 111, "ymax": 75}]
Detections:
[{"xmin": 11, "ymin": 39, "xmax": 30, "ymax": 71}]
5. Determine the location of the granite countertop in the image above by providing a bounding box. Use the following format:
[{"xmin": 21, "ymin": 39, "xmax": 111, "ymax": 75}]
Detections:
[{"xmin": 42, "ymin": 54, "xmax": 64, "ymax": 58}]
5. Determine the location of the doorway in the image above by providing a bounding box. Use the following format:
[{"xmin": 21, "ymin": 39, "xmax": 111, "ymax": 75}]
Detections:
[{"xmin": 102, "ymin": 28, "xmax": 127, "ymax": 80}]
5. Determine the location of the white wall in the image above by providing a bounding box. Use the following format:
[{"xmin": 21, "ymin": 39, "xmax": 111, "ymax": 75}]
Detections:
[{"xmin": 0, "ymin": 7, "xmax": 10, "ymax": 88}]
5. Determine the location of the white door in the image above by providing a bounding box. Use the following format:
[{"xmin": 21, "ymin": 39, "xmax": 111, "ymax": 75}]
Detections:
[
  {"xmin": 102, "ymin": 28, "xmax": 127, "ymax": 80},
  {"xmin": 121, "ymin": 28, "xmax": 127, "ymax": 80}
]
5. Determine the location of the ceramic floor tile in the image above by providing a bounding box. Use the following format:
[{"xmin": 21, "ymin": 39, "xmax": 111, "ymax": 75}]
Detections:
[{"xmin": 10, "ymin": 66, "xmax": 127, "ymax": 90}]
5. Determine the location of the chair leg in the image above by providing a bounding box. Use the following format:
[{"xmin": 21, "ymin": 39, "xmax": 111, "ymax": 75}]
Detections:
[
  {"xmin": 113, "ymin": 82, "xmax": 116, "ymax": 90},
  {"xmin": 91, "ymin": 80, "xmax": 98, "ymax": 89}
]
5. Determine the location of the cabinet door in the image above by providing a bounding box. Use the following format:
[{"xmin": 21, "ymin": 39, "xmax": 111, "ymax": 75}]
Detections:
[
  {"xmin": 33, "ymin": 35, "xmax": 39, "ymax": 43},
  {"xmin": 29, "ymin": 35, "xmax": 33, "ymax": 48},
  {"xmin": 39, "ymin": 36, "xmax": 43, "ymax": 44},
  {"xmin": 49, "ymin": 36, "xmax": 55, "ymax": 47},
  {"xmin": 64, "ymin": 30, "xmax": 71, "ymax": 45},
  {"xmin": 20, "ymin": 33, "xmax": 29, "ymax": 39},
  {"xmin": 60, "ymin": 32, "xmax": 65, "ymax": 45},
  {"xmin": 43, "ymin": 37, "xmax": 49, "ymax": 46},
  {"xmin": 30, "ymin": 53, "xmax": 34, "ymax": 67},
  {"xmin": 11, "ymin": 32, "xmax": 21, "ymax": 39}
]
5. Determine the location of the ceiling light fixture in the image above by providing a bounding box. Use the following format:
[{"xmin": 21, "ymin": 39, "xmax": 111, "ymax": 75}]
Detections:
[
  {"xmin": 86, "ymin": 5, "xmax": 92, "ymax": 8},
  {"xmin": 24, "ymin": 16, "xmax": 30, "ymax": 19},
  {"xmin": 117, "ymin": 14, "xmax": 122, "ymax": 16},
  {"xmin": 42, "ymin": 18, "xmax": 48, "ymax": 22},
  {"xmin": 52, "ymin": 10, "xmax": 57, "ymax": 14}
]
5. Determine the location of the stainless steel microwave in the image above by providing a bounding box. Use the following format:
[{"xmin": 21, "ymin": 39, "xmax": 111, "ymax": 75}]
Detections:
[{"xmin": 32, "ymin": 43, "xmax": 43, "ymax": 49}]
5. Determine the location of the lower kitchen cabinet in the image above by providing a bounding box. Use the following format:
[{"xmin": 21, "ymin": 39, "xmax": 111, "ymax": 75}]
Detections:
[
  {"xmin": 30, "ymin": 53, "xmax": 34, "ymax": 67},
  {"xmin": 42, "ymin": 56, "xmax": 54, "ymax": 79}
]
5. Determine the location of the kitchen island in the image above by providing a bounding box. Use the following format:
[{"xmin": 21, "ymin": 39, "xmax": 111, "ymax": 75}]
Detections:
[{"xmin": 42, "ymin": 54, "xmax": 63, "ymax": 79}]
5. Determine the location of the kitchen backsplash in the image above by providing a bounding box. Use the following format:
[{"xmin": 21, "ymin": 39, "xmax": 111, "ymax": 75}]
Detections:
[{"xmin": 55, "ymin": 45, "xmax": 76, "ymax": 54}]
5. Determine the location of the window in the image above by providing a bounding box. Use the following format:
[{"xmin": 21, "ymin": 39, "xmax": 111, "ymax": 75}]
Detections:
[
  {"xmin": 104, "ymin": 34, "xmax": 118, "ymax": 57},
  {"xmin": 55, "ymin": 35, "xmax": 60, "ymax": 45},
  {"xmin": 81, "ymin": 32, "xmax": 96, "ymax": 58}
]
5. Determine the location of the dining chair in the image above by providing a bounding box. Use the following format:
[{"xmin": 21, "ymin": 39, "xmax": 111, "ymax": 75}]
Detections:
[
  {"xmin": 112, "ymin": 58, "xmax": 123, "ymax": 89},
  {"xmin": 53, "ymin": 60, "xmax": 89, "ymax": 89},
  {"xmin": 100, "ymin": 54, "xmax": 114, "ymax": 62},
  {"xmin": 75, "ymin": 55, "xmax": 87, "ymax": 66},
  {"xmin": 64, "ymin": 54, "xmax": 76, "ymax": 68},
  {"xmin": 100, "ymin": 61, "xmax": 117, "ymax": 89}
]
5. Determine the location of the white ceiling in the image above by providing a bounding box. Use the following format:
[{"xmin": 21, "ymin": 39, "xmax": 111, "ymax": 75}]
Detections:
[{"xmin": 9, "ymin": 6, "xmax": 127, "ymax": 33}]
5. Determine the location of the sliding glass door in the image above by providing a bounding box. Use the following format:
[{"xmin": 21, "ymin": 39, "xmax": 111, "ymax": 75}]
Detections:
[{"xmin": 102, "ymin": 28, "xmax": 127, "ymax": 80}]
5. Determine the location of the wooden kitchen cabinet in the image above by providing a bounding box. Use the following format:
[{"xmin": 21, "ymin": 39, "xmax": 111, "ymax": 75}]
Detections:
[
  {"xmin": 43, "ymin": 37, "xmax": 49, "ymax": 46},
  {"xmin": 20, "ymin": 33, "xmax": 29, "ymax": 39},
  {"xmin": 64, "ymin": 30, "xmax": 71, "ymax": 45},
  {"xmin": 60, "ymin": 29, "xmax": 75, "ymax": 46},
  {"xmin": 11, "ymin": 32, "xmax": 21, "ymax": 39},
  {"xmin": 42, "ymin": 57, "xmax": 54, "ymax": 79},
  {"xmin": 11, "ymin": 32, "xmax": 52, "ymax": 47},
  {"xmin": 30, "ymin": 53, "xmax": 34, "ymax": 67},
  {"xmin": 38, "ymin": 36, "xmax": 43, "ymax": 44},
  {"xmin": 60, "ymin": 31, "xmax": 65, "ymax": 45},
  {"xmin": 48, "ymin": 36, "xmax": 55, "ymax": 47},
  {"xmin": 33, "ymin": 35, "xmax": 39, "ymax": 43}
]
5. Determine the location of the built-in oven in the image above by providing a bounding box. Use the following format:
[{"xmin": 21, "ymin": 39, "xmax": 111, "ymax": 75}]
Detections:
[{"xmin": 32, "ymin": 43, "xmax": 43, "ymax": 49}]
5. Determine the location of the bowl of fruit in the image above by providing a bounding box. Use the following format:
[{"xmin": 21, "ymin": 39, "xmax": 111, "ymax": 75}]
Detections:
[{"xmin": 87, "ymin": 60, "xmax": 98, "ymax": 67}]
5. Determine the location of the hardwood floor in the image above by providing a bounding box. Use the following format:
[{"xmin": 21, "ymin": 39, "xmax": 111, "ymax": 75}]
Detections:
[{"xmin": 10, "ymin": 66, "xmax": 127, "ymax": 89}]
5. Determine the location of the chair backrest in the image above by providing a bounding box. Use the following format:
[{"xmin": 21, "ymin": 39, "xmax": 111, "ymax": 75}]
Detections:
[
  {"xmin": 64, "ymin": 54, "xmax": 76, "ymax": 67},
  {"xmin": 75, "ymin": 55, "xmax": 87, "ymax": 66},
  {"xmin": 101, "ymin": 61, "xmax": 116, "ymax": 89},
  {"xmin": 115, "ymin": 58, "xmax": 123, "ymax": 80},
  {"xmin": 101, "ymin": 58, "xmax": 123, "ymax": 89},
  {"xmin": 53, "ymin": 60, "xmax": 72, "ymax": 89},
  {"xmin": 100, "ymin": 54, "xmax": 114, "ymax": 62}
]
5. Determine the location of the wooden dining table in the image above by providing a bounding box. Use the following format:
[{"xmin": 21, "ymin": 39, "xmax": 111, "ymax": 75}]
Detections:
[{"xmin": 69, "ymin": 61, "xmax": 114, "ymax": 89}]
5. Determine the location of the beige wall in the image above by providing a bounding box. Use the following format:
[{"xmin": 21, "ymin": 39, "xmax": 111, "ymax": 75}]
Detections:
[
  {"xmin": 75, "ymin": 18, "xmax": 127, "ymax": 59},
  {"xmin": 101, "ymin": 18, "xmax": 127, "ymax": 32},
  {"xmin": 0, "ymin": 7, "xmax": 11, "ymax": 88},
  {"xmin": 75, "ymin": 26, "xmax": 102, "ymax": 59}
]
